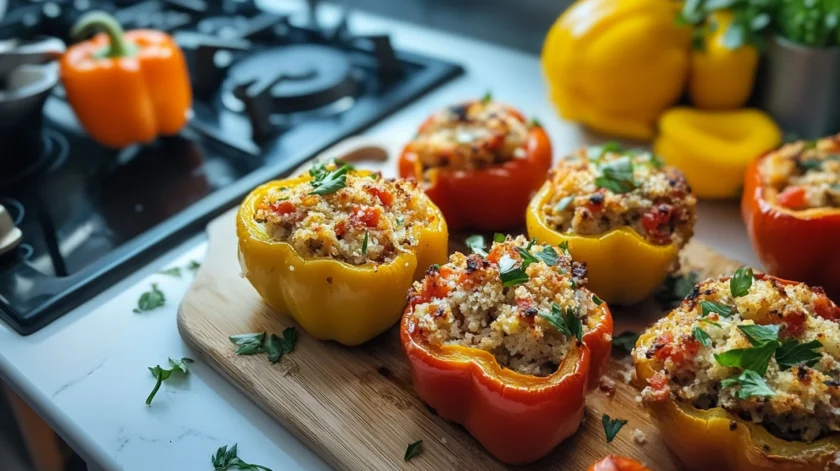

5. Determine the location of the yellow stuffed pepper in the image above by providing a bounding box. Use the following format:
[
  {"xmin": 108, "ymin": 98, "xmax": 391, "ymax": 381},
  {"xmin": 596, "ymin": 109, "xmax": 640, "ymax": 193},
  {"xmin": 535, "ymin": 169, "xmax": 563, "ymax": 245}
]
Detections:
[
  {"xmin": 237, "ymin": 162, "xmax": 448, "ymax": 346},
  {"xmin": 526, "ymin": 144, "xmax": 696, "ymax": 304},
  {"xmin": 541, "ymin": 0, "xmax": 691, "ymax": 140},
  {"xmin": 654, "ymin": 107, "xmax": 782, "ymax": 199}
]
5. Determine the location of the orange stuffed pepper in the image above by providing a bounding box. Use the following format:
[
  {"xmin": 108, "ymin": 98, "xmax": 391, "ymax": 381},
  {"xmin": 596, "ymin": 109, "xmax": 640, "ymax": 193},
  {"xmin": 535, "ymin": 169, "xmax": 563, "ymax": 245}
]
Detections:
[
  {"xmin": 398, "ymin": 96, "xmax": 552, "ymax": 231},
  {"xmin": 742, "ymin": 135, "xmax": 840, "ymax": 300},
  {"xmin": 401, "ymin": 235, "xmax": 613, "ymax": 464}
]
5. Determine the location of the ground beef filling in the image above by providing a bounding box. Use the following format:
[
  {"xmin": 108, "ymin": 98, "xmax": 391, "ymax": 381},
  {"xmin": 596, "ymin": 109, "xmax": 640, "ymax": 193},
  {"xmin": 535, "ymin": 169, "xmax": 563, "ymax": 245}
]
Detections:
[
  {"xmin": 760, "ymin": 134, "xmax": 840, "ymax": 210},
  {"xmin": 254, "ymin": 166, "xmax": 435, "ymax": 265},
  {"xmin": 635, "ymin": 274, "xmax": 840, "ymax": 442},
  {"xmin": 405, "ymin": 99, "xmax": 530, "ymax": 175},
  {"xmin": 406, "ymin": 236, "xmax": 600, "ymax": 377},
  {"xmin": 541, "ymin": 147, "xmax": 696, "ymax": 247}
]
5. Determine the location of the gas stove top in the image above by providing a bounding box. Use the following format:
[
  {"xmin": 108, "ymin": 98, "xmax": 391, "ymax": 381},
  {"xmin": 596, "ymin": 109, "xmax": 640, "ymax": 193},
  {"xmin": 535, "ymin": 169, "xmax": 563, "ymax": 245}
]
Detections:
[{"xmin": 0, "ymin": 0, "xmax": 462, "ymax": 334}]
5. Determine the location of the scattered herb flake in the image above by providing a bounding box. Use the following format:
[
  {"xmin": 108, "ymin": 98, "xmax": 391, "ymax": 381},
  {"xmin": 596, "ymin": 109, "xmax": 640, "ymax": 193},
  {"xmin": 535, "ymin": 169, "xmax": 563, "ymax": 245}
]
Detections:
[
  {"xmin": 493, "ymin": 233, "xmax": 506, "ymax": 243},
  {"xmin": 404, "ymin": 440, "xmax": 423, "ymax": 462},
  {"xmin": 396, "ymin": 216, "xmax": 404, "ymax": 226},
  {"xmin": 134, "ymin": 283, "xmax": 166, "ymax": 313},
  {"xmin": 480, "ymin": 91, "xmax": 492, "ymax": 103},
  {"xmin": 714, "ymin": 340, "xmax": 779, "ymax": 376},
  {"xmin": 309, "ymin": 163, "xmax": 350, "ymax": 195},
  {"xmin": 229, "ymin": 332, "xmax": 266, "ymax": 356},
  {"xmin": 602, "ymin": 414, "xmax": 627, "ymax": 443},
  {"xmin": 693, "ymin": 326, "xmax": 711, "ymax": 347},
  {"xmin": 211, "ymin": 443, "xmax": 273, "ymax": 471},
  {"xmin": 539, "ymin": 303, "xmax": 582, "ymax": 342},
  {"xmin": 229, "ymin": 329, "xmax": 297, "ymax": 364},
  {"xmin": 775, "ymin": 339, "xmax": 823, "ymax": 371},
  {"xmin": 361, "ymin": 231, "xmax": 369, "ymax": 256},
  {"xmin": 730, "ymin": 267, "xmax": 754, "ymax": 298},
  {"xmin": 558, "ymin": 241, "xmax": 570, "ymax": 256},
  {"xmin": 611, "ymin": 331, "xmax": 639, "ymax": 353},
  {"xmin": 187, "ymin": 260, "xmax": 201, "ymax": 273},
  {"xmin": 738, "ymin": 324, "xmax": 780, "ymax": 346},
  {"xmin": 159, "ymin": 267, "xmax": 182, "ymax": 278},
  {"xmin": 701, "ymin": 300, "xmax": 733, "ymax": 318},
  {"xmin": 498, "ymin": 254, "xmax": 529, "ymax": 287},
  {"xmin": 431, "ymin": 264, "xmax": 440, "ymax": 270},
  {"xmin": 592, "ymin": 294, "xmax": 604, "ymax": 306},
  {"xmin": 146, "ymin": 357, "xmax": 193, "ymax": 405},
  {"xmin": 595, "ymin": 156, "xmax": 636, "ymax": 194},
  {"xmin": 533, "ymin": 246, "xmax": 559, "ymax": 266}
]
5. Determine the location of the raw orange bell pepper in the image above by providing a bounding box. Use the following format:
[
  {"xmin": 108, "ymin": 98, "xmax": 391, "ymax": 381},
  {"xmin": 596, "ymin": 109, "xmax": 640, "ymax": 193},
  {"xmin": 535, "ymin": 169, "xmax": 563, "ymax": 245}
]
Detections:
[
  {"xmin": 398, "ymin": 102, "xmax": 552, "ymax": 231},
  {"xmin": 61, "ymin": 11, "xmax": 192, "ymax": 148},
  {"xmin": 400, "ymin": 282, "xmax": 613, "ymax": 464},
  {"xmin": 742, "ymin": 146, "xmax": 840, "ymax": 300},
  {"xmin": 588, "ymin": 455, "xmax": 651, "ymax": 471}
]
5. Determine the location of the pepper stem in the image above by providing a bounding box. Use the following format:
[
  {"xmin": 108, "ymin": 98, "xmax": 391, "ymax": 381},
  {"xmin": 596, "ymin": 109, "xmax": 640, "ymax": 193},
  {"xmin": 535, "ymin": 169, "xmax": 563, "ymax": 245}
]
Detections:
[{"xmin": 70, "ymin": 11, "xmax": 136, "ymax": 58}]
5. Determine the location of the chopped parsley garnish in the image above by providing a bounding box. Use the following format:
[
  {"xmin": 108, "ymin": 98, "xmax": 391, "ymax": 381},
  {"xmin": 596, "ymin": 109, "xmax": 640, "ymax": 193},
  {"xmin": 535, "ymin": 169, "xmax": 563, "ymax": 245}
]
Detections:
[
  {"xmin": 465, "ymin": 234, "xmax": 488, "ymax": 256},
  {"xmin": 516, "ymin": 247, "xmax": 540, "ymax": 268},
  {"xmin": 431, "ymin": 264, "xmax": 440, "ymax": 270},
  {"xmin": 159, "ymin": 266, "xmax": 182, "ymax": 278},
  {"xmin": 775, "ymin": 339, "xmax": 823, "ymax": 370},
  {"xmin": 587, "ymin": 141, "xmax": 623, "ymax": 160},
  {"xmin": 539, "ymin": 303, "xmax": 582, "ymax": 342},
  {"xmin": 714, "ymin": 340, "xmax": 779, "ymax": 376},
  {"xmin": 592, "ymin": 294, "xmax": 604, "ymax": 306},
  {"xmin": 656, "ymin": 271, "xmax": 698, "ymax": 307},
  {"xmin": 602, "ymin": 414, "xmax": 627, "ymax": 443},
  {"xmin": 698, "ymin": 318, "xmax": 721, "ymax": 328},
  {"xmin": 693, "ymin": 326, "xmax": 711, "ymax": 347},
  {"xmin": 229, "ymin": 328, "xmax": 298, "ymax": 364},
  {"xmin": 555, "ymin": 196, "xmax": 574, "ymax": 212},
  {"xmin": 187, "ymin": 260, "xmax": 201, "ymax": 273},
  {"xmin": 481, "ymin": 91, "xmax": 492, "ymax": 103},
  {"xmin": 404, "ymin": 440, "xmax": 423, "ymax": 462},
  {"xmin": 146, "ymin": 357, "xmax": 193, "ymax": 406},
  {"xmin": 493, "ymin": 233, "xmax": 506, "ymax": 243},
  {"xmin": 533, "ymin": 246, "xmax": 559, "ymax": 266},
  {"xmin": 611, "ymin": 331, "xmax": 639, "ymax": 353},
  {"xmin": 738, "ymin": 324, "xmax": 780, "ymax": 346},
  {"xmin": 309, "ymin": 162, "xmax": 351, "ymax": 195},
  {"xmin": 558, "ymin": 241, "xmax": 570, "ymax": 256},
  {"xmin": 498, "ymin": 254, "xmax": 529, "ymax": 287},
  {"xmin": 367, "ymin": 173, "xmax": 379, "ymax": 180},
  {"xmin": 595, "ymin": 156, "xmax": 636, "ymax": 194},
  {"xmin": 730, "ymin": 267, "xmax": 754, "ymax": 298},
  {"xmin": 361, "ymin": 231, "xmax": 369, "ymax": 255},
  {"xmin": 134, "ymin": 283, "xmax": 165, "ymax": 313},
  {"xmin": 211, "ymin": 444, "xmax": 273, "ymax": 471},
  {"xmin": 646, "ymin": 153, "xmax": 666, "ymax": 169},
  {"xmin": 722, "ymin": 370, "xmax": 776, "ymax": 400},
  {"xmin": 396, "ymin": 216, "xmax": 404, "ymax": 226},
  {"xmin": 700, "ymin": 300, "xmax": 733, "ymax": 318}
]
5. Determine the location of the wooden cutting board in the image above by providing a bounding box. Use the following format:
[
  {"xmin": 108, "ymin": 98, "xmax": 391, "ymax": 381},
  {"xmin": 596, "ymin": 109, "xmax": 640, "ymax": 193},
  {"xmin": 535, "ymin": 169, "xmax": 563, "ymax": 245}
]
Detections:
[{"xmin": 177, "ymin": 137, "xmax": 743, "ymax": 471}]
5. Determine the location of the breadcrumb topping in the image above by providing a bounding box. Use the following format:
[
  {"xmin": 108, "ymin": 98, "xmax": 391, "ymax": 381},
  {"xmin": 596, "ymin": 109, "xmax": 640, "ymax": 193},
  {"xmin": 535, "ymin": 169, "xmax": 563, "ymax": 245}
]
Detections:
[
  {"xmin": 405, "ymin": 236, "xmax": 600, "ymax": 377},
  {"xmin": 541, "ymin": 147, "xmax": 696, "ymax": 247},
  {"xmin": 760, "ymin": 134, "xmax": 840, "ymax": 210}
]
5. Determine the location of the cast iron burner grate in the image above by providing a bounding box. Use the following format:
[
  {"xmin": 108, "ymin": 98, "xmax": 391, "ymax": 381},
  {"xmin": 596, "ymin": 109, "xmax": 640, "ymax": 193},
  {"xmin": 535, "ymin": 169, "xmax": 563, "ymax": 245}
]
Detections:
[{"xmin": 0, "ymin": 0, "xmax": 463, "ymax": 334}]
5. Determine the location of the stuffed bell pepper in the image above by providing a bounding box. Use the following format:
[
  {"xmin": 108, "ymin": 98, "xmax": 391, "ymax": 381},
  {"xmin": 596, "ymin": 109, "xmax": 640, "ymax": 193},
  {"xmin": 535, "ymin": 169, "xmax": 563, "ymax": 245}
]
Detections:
[
  {"xmin": 400, "ymin": 235, "xmax": 613, "ymax": 464},
  {"xmin": 743, "ymin": 134, "xmax": 840, "ymax": 300},
  {"xmin": 634, "ymin": 269, "xmax": 840, "ymax": 471},
  {"xmin": 398, "ymin": 96, "xmax": 552, "ymax": 231},
  {"xmin": 237, "ymin": 161, "xmax": 448, "ymax": 346},
  {"xmin": 526, "ymin": 144, "xmax": 697, "ymax": 305}
]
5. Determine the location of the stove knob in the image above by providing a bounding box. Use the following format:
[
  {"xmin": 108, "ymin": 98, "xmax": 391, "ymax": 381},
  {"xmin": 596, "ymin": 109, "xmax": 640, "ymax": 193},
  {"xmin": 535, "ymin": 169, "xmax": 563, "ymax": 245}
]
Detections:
[{"xmin": 0, "ymin": 204, "xmax": 22, "ymax": 256}]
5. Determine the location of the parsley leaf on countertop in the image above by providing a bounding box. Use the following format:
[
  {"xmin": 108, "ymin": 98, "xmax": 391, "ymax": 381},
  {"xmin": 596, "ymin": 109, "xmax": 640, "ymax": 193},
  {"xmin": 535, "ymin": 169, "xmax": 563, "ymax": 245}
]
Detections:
[
  {"xmin": 211, "ymin": 444, "xmax": 272, "ymax": 471},
  {"xmin": 146, "ymin": 357, "xmax": 193, "ymax": 406},
  {"xmin": 187, "ymin": 260, "xmax": 201, "ymax": 273},
  {"xmin": 602, "ymin": 414, "xmax": 628, "ymax": 443},
  {"xmin": 229, "ymin": 328, "xmax": 298, "ymax": 364},
  {"xmin": 133, "ymin": 283, "xmax": 165, "ymax": 313},
  {"xmin": 404, "ymin": 440, "xmax": 424, "ymax": 462},
  {"xmin": 159, "ymin": 266, "xmax": 182, "ymax": 278}
]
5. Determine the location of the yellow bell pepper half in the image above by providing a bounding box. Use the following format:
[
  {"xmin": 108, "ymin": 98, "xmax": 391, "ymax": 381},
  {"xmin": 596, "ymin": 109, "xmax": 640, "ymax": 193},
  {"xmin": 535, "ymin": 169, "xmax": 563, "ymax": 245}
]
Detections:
[
  {"xmin": 236, "ymin": 174, "xmax": 449, "ymax": 346},
  {"xmin": 654, "ymin": 107, "xmax": 782, "ymax": 199},
  {"xmin": 526, "ymin": 182, "xmax": 678, "ymax": 305},
  {"xmin": 689, "ymin": 11, "xmax": 759, "ymax": 110},
  {"xmin": 541, "ymin": 0, "xmax": 691, "ymax": 141}
]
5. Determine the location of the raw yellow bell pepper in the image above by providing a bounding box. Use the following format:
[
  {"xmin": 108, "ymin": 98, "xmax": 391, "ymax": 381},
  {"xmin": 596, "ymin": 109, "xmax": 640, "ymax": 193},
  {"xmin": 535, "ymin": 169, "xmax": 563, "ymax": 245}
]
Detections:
[
  {"xmin": 654, "ymin": 107, "xmax": 782, "ymax": 199},
  {"xmin": 541, "ymin": 0, "xmax": 691, "ymax": 140},
  {"xmin": 236, "ymin": 173, "xmax": 449, "ymax": 346},
  {"xmin": 526, "ymin": 182, "xmax": 678, "ymax": 305},
  {"xmin": 688, "ymin": 11, "xmax": 759, "ymax": 110}
]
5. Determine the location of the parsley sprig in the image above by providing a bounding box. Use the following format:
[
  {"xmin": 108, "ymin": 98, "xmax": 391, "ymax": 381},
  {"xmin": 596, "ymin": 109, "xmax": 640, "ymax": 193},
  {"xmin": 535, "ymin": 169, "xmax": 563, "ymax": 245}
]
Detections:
[
  {"xmin": 539, "ymin": 303, "xmax": 583, "ymax": 342},
  {"xmin": 146, "ymin": 357, "xmax": 194, "ymax": 406},
  {"xmin": 229, "ymin": 328, "xmax": 298, "ymax": 364},
  {"xmin": 595, "ymin": 156, "xmax": 636, "ymax": 194},
  {"xmin": 309, "ymin": 161, "xmax": 352, "ymax": 195},
  {"xmin": 212, "ymin": 444, "xmax": 272, "ymax": 471},
  {"xmin": 602, "ymin": 414, "xmax": 628, "ymax": 443}
]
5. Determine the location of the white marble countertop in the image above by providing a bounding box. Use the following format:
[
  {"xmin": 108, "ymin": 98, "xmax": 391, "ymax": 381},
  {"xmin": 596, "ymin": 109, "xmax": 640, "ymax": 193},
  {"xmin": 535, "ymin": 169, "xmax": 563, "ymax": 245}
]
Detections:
[{"xmin": 0, "ymin": 4, "xmax": 761, "ymax": 471}]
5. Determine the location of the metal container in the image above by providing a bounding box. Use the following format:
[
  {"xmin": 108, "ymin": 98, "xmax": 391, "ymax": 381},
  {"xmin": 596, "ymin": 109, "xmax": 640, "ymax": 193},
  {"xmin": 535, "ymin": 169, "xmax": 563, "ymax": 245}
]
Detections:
[{"xmin": 758, "ymin": 35, "xmax": 840, "ymax": 139}]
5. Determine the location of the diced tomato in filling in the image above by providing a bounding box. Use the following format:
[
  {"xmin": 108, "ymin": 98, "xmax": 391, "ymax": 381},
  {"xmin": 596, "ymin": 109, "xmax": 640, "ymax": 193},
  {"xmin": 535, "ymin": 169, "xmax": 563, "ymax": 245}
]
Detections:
[
  {"xmin": 641, "ymin": 203, "xmax": 673, "ymax": 244},
  {"xmin": 784, "ymin": 311, "xmax": 807, "ymax": 337},
  {"xmin": 815, "ymin": 296, "xmax": 840, "ymax": 321},
  {"xmin": 271, "ymin": 200, "xmax": 296, "ymax": 215},
  {"xmin": 776, "ymin": 186, "xmax": 806, "ymax": 209},
  {"xmin": 365, "ymin": 186, "xmax": 394, "ymax": 207},
  {"xmin": 420, "ymin": 278, "xmax": 450, "ymax": 301},
  {"xmin": 351, "ymin": 205, "xmax": 381, "ymax": 227},
  {"xmin": 652, "ymin": 333, "xmax": 699, "ymax": 367},
  {"xmin": 335, "ymin": 221, "xmax": 348, "ymax": 238},
  {"xmin": 647, "ymin": 372, "xmax": 671, "ymax": 401}
]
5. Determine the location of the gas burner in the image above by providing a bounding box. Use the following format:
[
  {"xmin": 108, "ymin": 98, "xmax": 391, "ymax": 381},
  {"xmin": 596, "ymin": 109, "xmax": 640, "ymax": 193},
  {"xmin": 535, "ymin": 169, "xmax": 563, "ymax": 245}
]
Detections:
[
  {"xmin": 197, "ymin": 16, "xmax": 252, "ymax": 39},
  {"xmin": 0, "ymin": 128, "xmax": 69, "ymax": 189},
  {"xmin": 223, "ymin": 44, "xmax": 360, "ymax": 139}
]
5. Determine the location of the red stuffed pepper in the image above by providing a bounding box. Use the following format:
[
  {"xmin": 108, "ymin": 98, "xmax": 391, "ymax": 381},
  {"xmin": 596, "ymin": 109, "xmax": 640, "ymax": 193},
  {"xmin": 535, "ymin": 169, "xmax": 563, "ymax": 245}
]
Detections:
[
  {"xmin": 742, "ymin": 134, "xmax": 840, "ymax": 299},
  {"xmin": 398, "ymin": 96, "xmax": 552, "ymax": 231},
  {"xmin": 400, "ymin": 235, "xmax": 613, "ymax": 464}
]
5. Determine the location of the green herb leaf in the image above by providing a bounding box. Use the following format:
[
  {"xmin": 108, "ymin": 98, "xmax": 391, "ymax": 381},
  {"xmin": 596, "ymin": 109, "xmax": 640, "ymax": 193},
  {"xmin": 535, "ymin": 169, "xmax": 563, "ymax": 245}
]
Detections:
[
  {"xmin": 647, "ymin": 153, "xmax": 666, "ymax": 169},
  {"xmin": 465, "ymin": 235, "xmax": 488, "ymax": 256},
  {"xmin": 481, "ymin": 91, "xmax": 492, "ymax": 103},
  {"xmin": 367, "ymin": 173, "xmax": 380, "ymax": 180},
  {"xmin": 558, "ymin": 241, "xmax": 570, "ymax": 256},
  {"xmin": 187, "ymin": 260, "xmax": 201, "ymax": 273},
  {"xmin": 539, "ymin": 303, "xmax": 582, "ymax": 342},
  {"xmin": 431, "ymin": 264, "xmax": 440, "ymax": 270},
  {"xmin": 555, "ymin": 196, "xmax": 575, "ymax": 212},
  {"xmin": 404, "ymin": 440, "xmax": 424, "ymax": 462},
  {"xmin": 529, "ymin": 118, "xmax": 542, "ymax": 128},
  {"xmin": 734, "ymin": 370, "xmax": 776, "ymax": 399},
  {"xmin": 396, "ymin": 216, "xmax": 404, "ymax": 226},
  {"xmin": 699, "ymin": 318, "xmax": 722, "ymax": 328},
  {"xmin": 211, "ymin": 443, "xmax": 273, "ymax": 471},
  {"xmin": 159, "ymin": 267, "xmax": 182, "ymax": 278},
  {"xmin": 775, "ymin": 339, "xmax": 823, "ymax": 370},
  {"xmin": 612, "ymin": 331, "xmax": 639, "ymax": 353},
  {"xmin": 309, "ymin": 164, "xmax": 350, "ymax": 195},
  {"xmin": 134, "ymin": 283, "xmax": 166, "ymax": 313},
  {"xmin": 229, "ymin": 333, "xmax": 267, "ymax": 356},
  {"xmin": 595, "ymin": 156, "xmax": 636, "ymax": 194},
  {"xmin": 602, "ymin": 414, "xmax": 628, "ymax": 443},
  {"xmin": 533, "ymin": 246, "xmax": 559, "ymax": 266},
  {"xmin": 146, "ymin": 357, "xmax": 193, "ymax": 406},
  {"xmin": 693, "ymin": 326, "xmax": 712, "ymax": 347},
  {"xmin": 493, "ymin": 233, "xmax": 506, "ymax": 243},
  {"xmin": 361, "ymin": 231, "xmax": 369, "ymax": 256},
  {"xmin": 701, "ymin": 300, "xmax": 733, "ymax": 318},
  {"xmin": 714, "ymin": 340, "xmax": 779, "ymax": 376},
  {"xmin": 738, "ymin": 324, "xmax": 780, "ymax": 346},
  {"xmin": 592, "ymin": 294, "xmax": 604, "ymax": 306},
  {"xmin": 278, "ymin": 327, "xmax": 298, "ymax": 355},
  {"xmin": 498, "ymin": 254, "xmax": 529, "ymax": 287},
  {"xmin": 730, "ymin": 267, "xmax": 754, "ymax": 298},
  {"xmin": 656, "ymin": 271, "xmax": 699, "ymax": 307},
  {"xmin": 168, "ymin": 357, "xmax": 194, "ymax": 374},
  {"xmin": 265, "ymin": 334, "xmax": 284, "ymax": 364}
]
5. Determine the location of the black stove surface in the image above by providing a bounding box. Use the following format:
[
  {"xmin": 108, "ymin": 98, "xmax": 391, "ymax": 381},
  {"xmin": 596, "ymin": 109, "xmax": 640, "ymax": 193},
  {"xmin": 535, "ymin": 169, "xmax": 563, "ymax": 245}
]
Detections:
[{"xmin": 0, "ymin": 0, "xmax": 462, "ymax": 334}]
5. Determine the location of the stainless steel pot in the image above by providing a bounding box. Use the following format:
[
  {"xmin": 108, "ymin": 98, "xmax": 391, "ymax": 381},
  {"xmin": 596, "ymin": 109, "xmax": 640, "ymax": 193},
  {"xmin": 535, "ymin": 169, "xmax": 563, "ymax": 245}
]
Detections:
[{"xmin": 758, "ymin": 35, "xmax": 840, "ymax": 139}]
